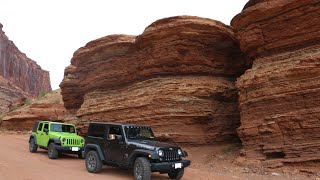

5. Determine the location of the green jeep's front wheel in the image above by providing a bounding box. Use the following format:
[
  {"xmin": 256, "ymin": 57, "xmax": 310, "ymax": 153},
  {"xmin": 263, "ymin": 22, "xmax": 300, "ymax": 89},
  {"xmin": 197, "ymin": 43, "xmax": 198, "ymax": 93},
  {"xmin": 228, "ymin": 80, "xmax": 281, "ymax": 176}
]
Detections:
[
  {"xmin": 29, "ymin": 138, "xmax": 38, "ymax": 153},
  {"xmin": 78, "ymin": 151, "xmax": 84, "ymax": 159},
  {"xmin": 133, "ymin": 157, "xmax": 151, "ymax": 180},
  {"xmin": 48, "ymin": 143, "xmax": 59, "ymax": 159},
  {"xmin": 86, "ymin": 151, "xmax": 102, "ymax": 173}
]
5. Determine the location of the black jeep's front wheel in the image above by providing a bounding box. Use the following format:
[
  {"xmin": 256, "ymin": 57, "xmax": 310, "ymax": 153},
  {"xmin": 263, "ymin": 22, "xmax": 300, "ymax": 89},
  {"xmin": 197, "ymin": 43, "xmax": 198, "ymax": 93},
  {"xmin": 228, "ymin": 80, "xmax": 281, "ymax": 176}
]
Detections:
[
  {"xmin": 29, "ymin": 138, "xmax": 38, "ymax": 153},
  {"xmin": 86, "ymin": 151, "xmax": 102, "ymax": 173},
  {"xmin": 48, "ymin": 143, "xmax": 59, "ymax": 159},
  {"xmin": 133, "ymin": 157, "xmax": 151, "ymax": 180},
  {"xmin": 168, "ymin": 168, "xmax": 184, "ymax": 180}
]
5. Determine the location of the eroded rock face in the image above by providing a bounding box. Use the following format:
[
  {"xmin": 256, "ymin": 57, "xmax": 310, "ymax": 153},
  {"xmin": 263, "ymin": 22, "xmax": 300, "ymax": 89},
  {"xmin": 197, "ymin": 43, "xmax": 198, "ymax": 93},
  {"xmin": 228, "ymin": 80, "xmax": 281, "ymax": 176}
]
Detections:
[
  {"xmin": 1, "ymin": 90, "xmax": 66, "ymax": 130},
  {"xmin": 61, "ymin": 16, "xmax": 249, "ymax": 144},
  {"xmin": 0, "ymin": 76, "xmax": 27, "ymax": 114},
  {"xmin": 232, "ymin": 0, "xmax": 320, "ymax": 166},
  {"xmin": 0, "ymin": 24, "xmax": 51, "ymax": 114}
]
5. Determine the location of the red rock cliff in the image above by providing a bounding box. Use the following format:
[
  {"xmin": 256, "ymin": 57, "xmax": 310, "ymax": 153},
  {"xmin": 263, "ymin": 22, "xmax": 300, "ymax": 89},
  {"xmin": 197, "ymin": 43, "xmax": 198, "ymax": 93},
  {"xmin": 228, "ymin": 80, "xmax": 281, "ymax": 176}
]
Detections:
[
  {"xmin": 60, "ymin": 16, "xmax": 250, "ymax": 144},
  {"xmin": 232, "ymin": 0, "xmax": 320, "ymax": 167},
  {"xmin": 0, "ymin": 23, "xmax": 52, "ymax": 113}
]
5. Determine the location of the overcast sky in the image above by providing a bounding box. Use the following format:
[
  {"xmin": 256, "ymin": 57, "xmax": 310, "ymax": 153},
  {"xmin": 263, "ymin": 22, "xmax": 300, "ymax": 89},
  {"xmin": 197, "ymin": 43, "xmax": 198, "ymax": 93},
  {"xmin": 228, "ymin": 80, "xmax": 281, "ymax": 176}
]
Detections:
[{"xmin": 0, "ymin": 0, "xmax": 247, "ymax": 90}]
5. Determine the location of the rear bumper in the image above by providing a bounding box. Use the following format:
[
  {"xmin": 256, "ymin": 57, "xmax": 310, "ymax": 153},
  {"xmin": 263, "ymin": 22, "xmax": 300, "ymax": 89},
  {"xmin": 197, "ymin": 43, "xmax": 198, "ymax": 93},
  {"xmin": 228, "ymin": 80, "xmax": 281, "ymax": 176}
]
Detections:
[
  {"xmin": 55, "ymin": 145, "xmax": 84, "ymax": 153},
  {"xmin": 151, "ymin": 160, "xmax": 191, "ymax": 173}
]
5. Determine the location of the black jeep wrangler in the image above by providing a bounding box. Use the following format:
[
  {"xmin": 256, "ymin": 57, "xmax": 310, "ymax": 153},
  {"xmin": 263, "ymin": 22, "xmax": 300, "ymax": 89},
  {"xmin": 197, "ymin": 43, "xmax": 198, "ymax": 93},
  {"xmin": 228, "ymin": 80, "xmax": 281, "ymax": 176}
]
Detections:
[{"xmin": 84, "ymin": 122, "xmax": 190, "ymax": 180}]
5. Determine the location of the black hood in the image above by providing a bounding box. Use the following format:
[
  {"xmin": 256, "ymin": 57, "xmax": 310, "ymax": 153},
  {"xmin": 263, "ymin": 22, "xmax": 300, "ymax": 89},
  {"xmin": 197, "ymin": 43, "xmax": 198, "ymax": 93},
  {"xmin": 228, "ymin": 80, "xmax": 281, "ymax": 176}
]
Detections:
[{"xmin": 128, "ymin": 139, "xmax": 178, "ymax": 149}]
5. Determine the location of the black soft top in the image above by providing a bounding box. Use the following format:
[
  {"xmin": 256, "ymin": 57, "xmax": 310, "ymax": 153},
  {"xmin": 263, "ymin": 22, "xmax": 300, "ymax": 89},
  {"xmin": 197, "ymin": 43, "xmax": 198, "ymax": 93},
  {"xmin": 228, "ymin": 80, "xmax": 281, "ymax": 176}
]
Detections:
[{"xmin": 89, "ymin": 122, "xmax": 151, "ymax": 128}]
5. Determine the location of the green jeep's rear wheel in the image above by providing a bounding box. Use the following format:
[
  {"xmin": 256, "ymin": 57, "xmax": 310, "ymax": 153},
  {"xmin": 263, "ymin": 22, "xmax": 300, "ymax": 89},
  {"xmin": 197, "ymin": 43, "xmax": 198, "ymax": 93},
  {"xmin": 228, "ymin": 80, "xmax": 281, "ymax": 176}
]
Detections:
[
  {"xmin": 133, "ymin": 157, "xmax": 151, "ymax": 180},
  {"xmin": 86, "ymin": 151, "xmax": 102, "ymax": 173},
  {"xmin": 48, "ymin": 143, "xmax": 59, "ymax": 159},
  {"xmin": 29, "ymin": 138, "xmax": 38, "ymax": 153}
]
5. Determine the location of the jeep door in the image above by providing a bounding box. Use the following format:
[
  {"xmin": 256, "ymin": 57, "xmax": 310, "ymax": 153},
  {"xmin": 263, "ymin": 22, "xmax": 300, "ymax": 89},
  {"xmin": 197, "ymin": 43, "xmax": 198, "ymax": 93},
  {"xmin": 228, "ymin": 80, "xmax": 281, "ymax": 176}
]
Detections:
[
  {"xmin": 35, "ymin": 122, "xmax": 43, "ymax": 146},
  {"xmin": 105, "ymin": 125, "xmax": 126, "ymax": 163},
  {"xmin": 41, "ymin": 123, "xmax": 50, "ymax": 146},
  {"xmin": 37, "ymin": 123, "xmax": 50, "ymax": 146}
]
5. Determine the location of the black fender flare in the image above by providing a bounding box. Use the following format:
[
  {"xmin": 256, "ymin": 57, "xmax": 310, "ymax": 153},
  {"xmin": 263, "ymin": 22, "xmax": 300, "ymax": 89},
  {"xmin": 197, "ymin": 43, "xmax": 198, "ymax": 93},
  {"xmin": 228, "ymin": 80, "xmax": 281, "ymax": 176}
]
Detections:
[
  {"xmin": 128, "ymin": 149, "xmax": 159, "ymax": 167},
  {"xmin": 29, "ymin": 135, "xmax": 37, "ymax": 144},
  {"xmin": 84, "ymin": 144, "xmax": 105, "ymax": 160},
  {"xmin": 47, "ymin": 138, "xmax": 61, "ymax": 146}
]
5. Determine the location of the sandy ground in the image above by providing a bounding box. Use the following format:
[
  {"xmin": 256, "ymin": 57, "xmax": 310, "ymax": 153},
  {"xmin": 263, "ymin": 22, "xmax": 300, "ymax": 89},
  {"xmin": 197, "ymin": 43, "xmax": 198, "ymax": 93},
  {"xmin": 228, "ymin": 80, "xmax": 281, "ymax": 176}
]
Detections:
[{"xmin": 0, "ymin": 133, "xmax": 318, "ymax": 180}]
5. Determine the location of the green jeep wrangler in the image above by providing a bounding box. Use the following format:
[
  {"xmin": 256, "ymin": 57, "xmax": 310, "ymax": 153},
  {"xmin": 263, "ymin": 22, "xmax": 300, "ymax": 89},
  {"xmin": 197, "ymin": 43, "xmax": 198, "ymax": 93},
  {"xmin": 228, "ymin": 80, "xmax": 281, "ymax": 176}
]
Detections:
[{"xmin": 29, "ymin": 121, "xmax": 85, "ymax": 159}]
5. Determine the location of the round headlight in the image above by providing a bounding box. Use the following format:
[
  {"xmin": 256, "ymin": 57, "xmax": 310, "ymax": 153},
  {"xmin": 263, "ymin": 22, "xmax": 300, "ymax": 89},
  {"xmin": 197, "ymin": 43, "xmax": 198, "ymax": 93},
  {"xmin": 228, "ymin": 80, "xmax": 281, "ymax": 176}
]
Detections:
[
  {"xmin": 62, "ymin": 138, "xmax": 66, "ymax": 142},
  {"xmin": 81, "ymin": 139, "xmax": 84, "ymax": 143},
  {"xmin": 158, "ymin": 150, "xmax": 164, "ymax": 157},
  {"xmin": 178, "ymin": 149, "xmax": 183, "ymax": 156}
]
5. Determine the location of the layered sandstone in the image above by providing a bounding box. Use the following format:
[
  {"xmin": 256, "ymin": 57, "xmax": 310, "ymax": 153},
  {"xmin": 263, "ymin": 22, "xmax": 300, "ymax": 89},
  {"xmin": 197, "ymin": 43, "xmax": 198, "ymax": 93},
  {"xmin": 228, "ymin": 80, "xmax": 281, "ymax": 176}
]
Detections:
[
  {"xmin": 1, "ymin": 89, "xmax": 66, "ymax": 130},
  {"xmin": 61, "ymin": 16, "xmax": 249, "ymax": 144},
  {"xmin": 0, "ymin": 23, "xmax": 51, "ymax": 114},
  {"xmin": 232, "ymin": 0, "xmax": 320, "ymax": 166}
]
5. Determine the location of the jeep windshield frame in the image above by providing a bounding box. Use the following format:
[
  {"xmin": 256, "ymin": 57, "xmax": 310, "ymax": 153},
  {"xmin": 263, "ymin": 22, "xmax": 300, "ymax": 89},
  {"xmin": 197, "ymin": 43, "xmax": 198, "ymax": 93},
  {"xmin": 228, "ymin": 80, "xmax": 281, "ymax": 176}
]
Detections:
[
  {"xmin": 50, "ymin": 123, "xmax": 76, "ymax": 133},
  {"xmin": 124, "ymin": 126, "xmax": 155, "ymax": 141}
]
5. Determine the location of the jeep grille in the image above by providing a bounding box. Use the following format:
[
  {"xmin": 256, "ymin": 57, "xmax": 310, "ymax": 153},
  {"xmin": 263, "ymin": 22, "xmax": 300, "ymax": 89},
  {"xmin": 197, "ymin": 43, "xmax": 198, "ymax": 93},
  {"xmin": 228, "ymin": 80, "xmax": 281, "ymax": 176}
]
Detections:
[
  {"xmin": 162, "ymin": 149, "xmax": 181, "ymax": 161},
  {"xmin": 66, "ymin": 138, "xmax": 80, "ymax": 145}
]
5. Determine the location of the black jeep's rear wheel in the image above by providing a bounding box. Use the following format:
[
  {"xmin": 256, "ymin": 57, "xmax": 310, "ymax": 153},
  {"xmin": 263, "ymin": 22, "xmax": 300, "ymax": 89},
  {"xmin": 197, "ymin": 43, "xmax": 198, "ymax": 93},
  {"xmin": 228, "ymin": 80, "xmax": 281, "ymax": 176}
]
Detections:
[
  {"xmin": 168, "ymin": 168, "xmax": 184, "ymax": 180},
  {"xmin": 48, "ymin": 143, "xmax": 59, "ymax": 159},
  {"xmin": 86, "ymin": 151, "xmax": 102, "ymax": 173},
  {"xmin": 133, "ymin": 157, "xmax": 151, "ymax": 180},
  {"xmin": 29, "ymin": 138, "xmax": 38, "ymax": 153}
]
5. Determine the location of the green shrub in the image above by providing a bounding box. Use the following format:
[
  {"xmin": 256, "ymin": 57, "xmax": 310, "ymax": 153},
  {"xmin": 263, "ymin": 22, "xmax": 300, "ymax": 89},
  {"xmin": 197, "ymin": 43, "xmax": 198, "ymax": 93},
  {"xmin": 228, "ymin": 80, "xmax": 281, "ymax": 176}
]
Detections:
[
  {"xmin": 10, "ymin": 106, "xmax": 20, "ymax": 111},
  {"xmin": 24, "ymin": 98, "xmax": 32, "ymax": 105},
  {"xmin": 222, "ymin": 145, "xmax": 237, "ymax": 153},
  {"xmin": 38, "ymin": 90, "xmax": 47, "ymax": 98}
]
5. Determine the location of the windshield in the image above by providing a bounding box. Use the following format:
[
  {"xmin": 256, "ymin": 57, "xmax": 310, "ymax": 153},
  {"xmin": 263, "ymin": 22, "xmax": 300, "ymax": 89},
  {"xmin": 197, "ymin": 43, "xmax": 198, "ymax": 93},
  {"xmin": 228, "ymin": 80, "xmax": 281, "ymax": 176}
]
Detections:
[
  {"xmin": 50, "ymin": 124, "xmax": 76, "ymax": 133},
  {"xmin": 125, "ymin": 126, "xmax": 155, "ymax": 140}
]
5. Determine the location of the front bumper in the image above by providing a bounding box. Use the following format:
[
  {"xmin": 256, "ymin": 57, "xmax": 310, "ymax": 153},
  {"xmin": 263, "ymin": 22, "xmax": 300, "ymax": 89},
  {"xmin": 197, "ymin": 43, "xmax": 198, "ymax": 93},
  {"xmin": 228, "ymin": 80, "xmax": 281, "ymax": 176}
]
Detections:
[
  {"xmin": 55, "ymin": 145, "xmax": 84, "ymax": 153},
  {"xmin": 151, "ymin": 160, "xmax": 191, "ymax": 173}
]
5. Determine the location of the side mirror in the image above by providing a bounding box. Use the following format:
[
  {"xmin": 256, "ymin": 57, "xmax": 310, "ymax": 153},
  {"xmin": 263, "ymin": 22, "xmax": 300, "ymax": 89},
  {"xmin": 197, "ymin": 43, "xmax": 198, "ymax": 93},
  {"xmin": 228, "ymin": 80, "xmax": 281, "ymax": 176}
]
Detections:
[
  {"xmin": 183, "ymin": 151, "xmax": 188, "ymax": 157},
  {"xmin": 115, "ymin": 135, "xmax": 123, "ymax": 141},
  {"xmin": 44, "ymin": 128, "xmax": 49, "ymax": 133}
]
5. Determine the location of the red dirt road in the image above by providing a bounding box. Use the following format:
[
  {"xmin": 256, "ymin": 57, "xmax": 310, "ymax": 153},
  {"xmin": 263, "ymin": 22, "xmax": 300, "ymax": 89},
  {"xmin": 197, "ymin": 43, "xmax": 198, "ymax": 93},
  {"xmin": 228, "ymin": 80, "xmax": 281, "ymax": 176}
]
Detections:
[
  {"xmin": 1, "ymin": 133, "xmax": 314, "ymax": 180},
  {"xmin": 0, "ymin": 134, "xmax": 222, "ymax": 180}
]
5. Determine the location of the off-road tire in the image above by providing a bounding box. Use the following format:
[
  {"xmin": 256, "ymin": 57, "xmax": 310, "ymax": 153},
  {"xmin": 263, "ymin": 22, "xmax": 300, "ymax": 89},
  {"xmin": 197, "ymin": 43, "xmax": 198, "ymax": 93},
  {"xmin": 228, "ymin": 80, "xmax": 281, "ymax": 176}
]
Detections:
[
  {"xmin": 168, "ymin": 168, "xmax": 184, "ymax": 180},
  {"xmin": 78, "ymin": 151, "xmax": 84, "ymax": 159},
  {"xmin": 48, "ymin": 143, "xmax": 59, "ymax": 159},
  {"xmin": 85, "ymin": 151, "xmax": 102, "ymax": 173},
  {"xmin": 133, "ymin": 157, "xmax": 151, "ymax": 180},
  {"xmin": 29, "ymin": 138, "xmax": 38, "ymax": 153}
]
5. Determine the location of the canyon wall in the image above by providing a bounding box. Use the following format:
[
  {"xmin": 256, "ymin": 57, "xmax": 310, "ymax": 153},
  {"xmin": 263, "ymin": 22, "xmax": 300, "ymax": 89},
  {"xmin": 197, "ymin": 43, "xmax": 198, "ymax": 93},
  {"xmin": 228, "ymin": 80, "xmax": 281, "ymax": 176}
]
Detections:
[
  {"xmin": 61, "ymin": 16, "xmax": 250, "ymax": 144},
  {"xmin": 0, "ymin": 23, "xmax": 51, "ymax": 114},
  {"xmin": 232, "ymin": 0, "xmax": 320, "ymax": 167}
]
